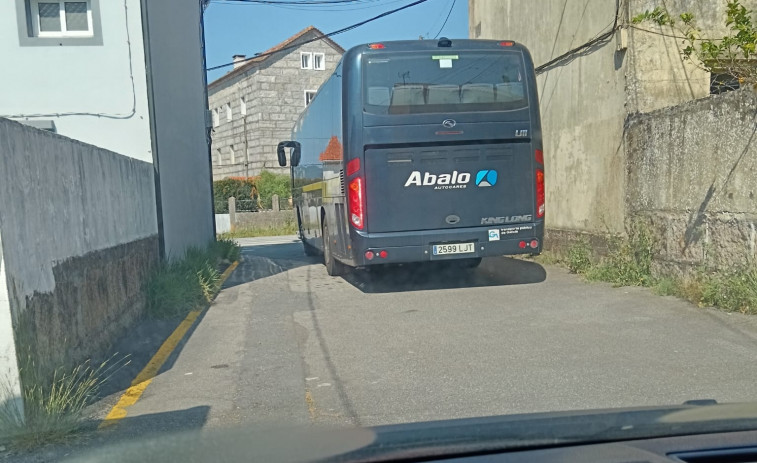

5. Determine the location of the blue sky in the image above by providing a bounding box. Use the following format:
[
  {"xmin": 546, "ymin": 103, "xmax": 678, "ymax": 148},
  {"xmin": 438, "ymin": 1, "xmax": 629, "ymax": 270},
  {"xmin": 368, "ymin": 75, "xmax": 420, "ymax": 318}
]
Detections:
[{"xmin": 203, "ymin": 0, "xmax": 469, "ymax": 81}]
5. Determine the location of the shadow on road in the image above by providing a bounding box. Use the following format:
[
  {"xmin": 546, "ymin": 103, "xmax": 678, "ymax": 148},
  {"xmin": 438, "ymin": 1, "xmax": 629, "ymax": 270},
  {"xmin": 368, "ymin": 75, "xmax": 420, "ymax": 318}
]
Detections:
[
  {"xmin": 97, "ymin": 309, "xmax": 210, "ymax": 401},
  {"xmin": 222, "ymin": 241, "xmax": 318, "ymax": 290},
  {"xmin": 343, "ymin": 257, "xmax": 547, "ymax": 294}
]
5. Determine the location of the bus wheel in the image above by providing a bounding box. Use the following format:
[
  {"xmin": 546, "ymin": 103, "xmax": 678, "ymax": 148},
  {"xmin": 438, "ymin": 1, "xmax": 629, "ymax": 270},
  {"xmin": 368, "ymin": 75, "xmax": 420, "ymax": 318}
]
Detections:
[{"xmin": 322, "ymin": 221, "xmax": 345, "ymax": 276}]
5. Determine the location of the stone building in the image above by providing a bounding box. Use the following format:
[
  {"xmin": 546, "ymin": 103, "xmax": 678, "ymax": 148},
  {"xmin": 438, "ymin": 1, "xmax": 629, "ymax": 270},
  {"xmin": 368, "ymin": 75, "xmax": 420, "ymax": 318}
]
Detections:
[{"xmin": 208, "ymin": 26, "xmax": 344, "ymax": 180}]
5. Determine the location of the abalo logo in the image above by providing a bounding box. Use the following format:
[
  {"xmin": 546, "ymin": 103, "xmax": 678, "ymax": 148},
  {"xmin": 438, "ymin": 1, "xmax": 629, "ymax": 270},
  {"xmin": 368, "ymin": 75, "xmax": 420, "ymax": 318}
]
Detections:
[
  {"xmin": 404, "ymin": 171, "xmax": 471, "ymax": 189},
  {"xmin": 475, "ymin": 170, "xmax": 498, "ymax": 187}
]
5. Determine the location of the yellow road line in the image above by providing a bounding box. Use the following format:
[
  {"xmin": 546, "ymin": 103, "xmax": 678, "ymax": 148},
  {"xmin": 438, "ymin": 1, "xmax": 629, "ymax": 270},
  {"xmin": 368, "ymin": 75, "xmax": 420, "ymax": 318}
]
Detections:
[
  {"xmin": 219, "ymin": 260, "xmax": 239, "ymax": 286},
  {"xmin": 98, "ymin": 260, "xmax": 240, "ymax": 430}
]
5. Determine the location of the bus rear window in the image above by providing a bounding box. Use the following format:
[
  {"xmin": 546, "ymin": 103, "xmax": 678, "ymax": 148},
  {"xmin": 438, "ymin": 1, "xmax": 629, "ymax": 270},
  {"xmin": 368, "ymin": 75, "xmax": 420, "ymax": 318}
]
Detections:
[{"xmin": 363, "ymin": 51, "xmax": 529, "ymax": 115}]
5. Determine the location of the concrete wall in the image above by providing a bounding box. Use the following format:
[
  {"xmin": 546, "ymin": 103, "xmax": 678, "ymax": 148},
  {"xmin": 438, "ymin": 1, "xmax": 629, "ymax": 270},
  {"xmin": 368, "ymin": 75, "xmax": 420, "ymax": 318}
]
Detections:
[
  {"xmin": 469, "ymin": 0, "xmax": 757, "ymax": 240},
  {"xmin": 141, "ymin": 0, "xmax": 215, "ymax": 259},
  {"xmin": 208, "ymin": 31, "xmax": 343, "ymax": 179},
  {"xmin": 470, "ymin": 0, "xmax": 628, "ymax": 234},
  {"xmin": 0, "ymin": 118, "xmax": 159, "ymax": 367},
  {"xmin": 0, "ymin": 231, "xmax": 23, "ymax": 419},
  {"xmin": 626, "ymin": 89, "xmax": 757, "ymax": 274},
  {"xmin": 0, "ymin": 0, "xmax": 153, "ymax": 162},
  {"xmin": 234, "ymin": 210, "xmax": 296, "ymax": 230}
]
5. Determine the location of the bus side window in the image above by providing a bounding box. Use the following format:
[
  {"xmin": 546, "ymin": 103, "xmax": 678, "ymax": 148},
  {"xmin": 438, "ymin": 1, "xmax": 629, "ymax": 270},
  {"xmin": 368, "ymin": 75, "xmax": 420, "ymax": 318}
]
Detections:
[
  {"xmin": 427, "ymin": 85, "xmax": 460, "ymax": 104},
  {"xmin": 368, "ymin": 87, "xmax": 390, "ymax": 106},
  {"xmin": 391, "ymin": 84, "xmax": 425, "ymax": 106},
  {"xmin": 461, "ymin": 83, "xmax": 495, "ymax": 103},
  {"xmin": 496, "ymin": 83, "xmax": 525, "ymax": 102}
]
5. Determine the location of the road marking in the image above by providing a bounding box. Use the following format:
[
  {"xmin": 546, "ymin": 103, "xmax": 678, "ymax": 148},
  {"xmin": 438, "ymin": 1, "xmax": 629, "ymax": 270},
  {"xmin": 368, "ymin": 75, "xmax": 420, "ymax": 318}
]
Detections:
[
  {"xmin": 220, "ymin": 260, "xmax": 239, "ymax": 284},
  {"xmin": 98, "ymin": 260, "xmax": 239, "ymax": 430},
  {"xmin": 305, "ymin": 389, "xmax": 317, "ymax": 422}
]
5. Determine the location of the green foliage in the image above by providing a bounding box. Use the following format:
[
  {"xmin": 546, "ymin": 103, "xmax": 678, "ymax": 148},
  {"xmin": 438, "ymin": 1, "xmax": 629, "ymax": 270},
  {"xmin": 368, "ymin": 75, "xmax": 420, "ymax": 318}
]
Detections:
[
  {"xmin": 218, "ymin": 220, "xmax": 298, "ymax": 239},
  {"xmin": 146, "ymin": 243, "xmax": 233, "ymax": 319},
  {"xmin": 632, "ymin": 6, "xmax": 675, "ymax": 26},
  {"xmin": 698, "ymin": 266, "xmax": 757, "ymax": 314},
  {"xmin": 213, "ymin": 178, "xmax": 257, "ymax": 213},
  {"xmin": 1, "ymin": 346, "xmax": 126, "ymax": 448},
  {"xmin": 211, "ymin": 238, "xmax": 241, "ymax": 262},
  {"xmin": 634, "ymin": 0, "xmax": 757, "ymax": 85},
  {"xmin": 566, "ymin": 240, "xmax": 593, "ymax": 274},
  {"xmin": 586, "ymin": 223, "xmax": 655, "ymax": 287},
  {"xmin": 255, "ymin": 171, "xmax": 292, "ymax": 210}
]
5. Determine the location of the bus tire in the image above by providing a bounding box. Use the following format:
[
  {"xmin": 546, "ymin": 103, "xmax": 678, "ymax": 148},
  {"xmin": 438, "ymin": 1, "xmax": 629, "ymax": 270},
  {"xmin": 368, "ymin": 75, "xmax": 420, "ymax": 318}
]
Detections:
[{"xmin": 322, "ymin": 221, "xmax": 346, "ymax": 276}]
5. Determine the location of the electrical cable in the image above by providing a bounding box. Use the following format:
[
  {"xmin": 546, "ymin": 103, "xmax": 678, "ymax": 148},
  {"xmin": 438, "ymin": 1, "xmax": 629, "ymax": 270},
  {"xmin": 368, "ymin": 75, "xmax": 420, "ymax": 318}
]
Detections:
[
  {"xmin": 534, "ymin": 0, "xmax": 620, "ymax": 75},
  {"xmin": 432, "ymin": 0, "xmax": 455, "ymax": 39},
  {"xmin": 207, "ymin": 0, "xmax": 430, "ymax": 72}
]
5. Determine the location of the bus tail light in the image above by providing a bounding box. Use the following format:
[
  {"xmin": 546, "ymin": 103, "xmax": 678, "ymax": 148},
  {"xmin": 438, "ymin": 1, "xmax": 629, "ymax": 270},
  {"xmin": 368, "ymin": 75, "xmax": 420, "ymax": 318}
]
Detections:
[
  {"xmin": 499, "ymin": 41, "xmax": 514, "ymax": 47},
  {"xmin": 535, "ymin": 149, "xmax": 544, "ymax": 165},
  {"xmin": 536, "ymin": 169, "xmax": 545, "ymax": 218},
  {"xmin": 349, "ymin": 177, "xmax": 365, "ymax": 229},
  {"xmin": 346, "ymin": 158, "xmax": 360, "ymax": 176},
  {"xmin": 368, "ymin": 43, "xmax": 385, "ymax": 49}
]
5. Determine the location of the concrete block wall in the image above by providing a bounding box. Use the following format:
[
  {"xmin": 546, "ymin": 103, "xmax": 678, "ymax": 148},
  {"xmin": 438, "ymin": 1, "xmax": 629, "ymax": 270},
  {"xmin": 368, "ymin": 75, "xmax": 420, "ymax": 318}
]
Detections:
[
  {"xmin": 0, "ymin": 118, "xmax": 159, "ymax": 368},
  {"xmin": 625, "ymin": 89, "xmax": 757, "ymax": 273},
  {"xmin": 209, "ymin": 31, "xmax": 342, "ymax": 180},
  {"xmin": 469, "ymin": 0, "xmax": 757, "ymax": 257}
]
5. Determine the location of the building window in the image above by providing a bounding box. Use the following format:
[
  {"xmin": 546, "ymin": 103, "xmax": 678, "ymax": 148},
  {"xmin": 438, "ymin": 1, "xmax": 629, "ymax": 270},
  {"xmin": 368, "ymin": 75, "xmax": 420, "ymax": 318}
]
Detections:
[
  {"xmin": 240, "ymin": 96, "xmax": 247, "ymax": 116},
  {"xmin": 304, "ymin": 90, "xmax": 317, "ymax": 106},
  {"xmin": 212, "ymin": 108, "xmax": 219, "ymax": 127},
  {"xmin": 301, "ymin": 52, "xmax": 312, "ymax": 70},
  {"xmin": 215, "ymin": 149, "xmax": 223, "ymax": 166},
  {"xmin": 313, "ymin": 53, "xmax": 325, "ymax": 70},
  {"xmin": 225, "ymin": 103, "xmax": 232, "ymax": 122},
  {"xmin": 229, "ymin": 145, "xmax": 236, "ymax": 164},
  {"xmin": 30, "ymin": 1, "xmax": 93, "ymax": 37}
]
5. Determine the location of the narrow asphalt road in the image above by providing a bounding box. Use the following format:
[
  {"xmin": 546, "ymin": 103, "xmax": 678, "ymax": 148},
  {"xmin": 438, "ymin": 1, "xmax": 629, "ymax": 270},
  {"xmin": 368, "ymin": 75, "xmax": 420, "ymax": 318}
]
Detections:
[{"xmin": 101, "ymin": 235, "xmax": 757, "ymax": 434}]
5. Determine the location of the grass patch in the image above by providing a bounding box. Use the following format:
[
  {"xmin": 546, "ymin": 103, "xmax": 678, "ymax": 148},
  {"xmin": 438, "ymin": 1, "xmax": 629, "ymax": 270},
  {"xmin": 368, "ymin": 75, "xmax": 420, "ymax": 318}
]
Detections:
[
  {"xmin": 544, "ymin": 223, "xmax": 757, "ymax": 315},
  {"xmin": 146, "ymin": 239, "xmax": 241, "ymax": 319},
  {"xmin": 566, "ymin": 240, "xmax": 592, "ymax": 274},
  {"xmin": 1, "ymin": 350, "xmax": 127, "ymax": 449},
  {"xmin": 585, "ymin": 223, "xmax": 654, "ymax": 287},
  {"xmin": 219, "ymin": 222, "xmax": 298, "ymax": 239}
]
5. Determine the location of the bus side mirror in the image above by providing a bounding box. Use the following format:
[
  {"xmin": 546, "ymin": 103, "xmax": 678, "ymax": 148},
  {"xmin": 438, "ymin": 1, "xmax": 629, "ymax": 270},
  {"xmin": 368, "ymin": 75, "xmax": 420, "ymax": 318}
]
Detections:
[
  {"xmin": 276, "ymin": 141, "xmax": 302, "ymax": 167},
  {"xmin": 291, "ymin": 144, "xmax": 301, "ymax": 167}
]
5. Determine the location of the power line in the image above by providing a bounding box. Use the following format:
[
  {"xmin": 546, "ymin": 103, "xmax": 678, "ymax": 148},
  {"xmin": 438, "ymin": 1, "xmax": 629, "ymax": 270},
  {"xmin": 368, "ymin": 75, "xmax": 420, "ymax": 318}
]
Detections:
[
  {"xmin": 207, "ymin": 0, "xmax": 431, "ymax": 72},
  {"xmin": 433, "ymin": 0, "xmax": 455, "ymax": 39},
  {"xmin": 534, "ymin": 0, "xmax": 620, "ymax": 75}
]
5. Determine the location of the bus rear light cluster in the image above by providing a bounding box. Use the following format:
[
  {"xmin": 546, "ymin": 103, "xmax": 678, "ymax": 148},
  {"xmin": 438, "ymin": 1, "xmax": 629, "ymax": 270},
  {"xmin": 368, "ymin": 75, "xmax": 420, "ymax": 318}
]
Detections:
[
  {"xmin": 365, "ymin": 250, "xmax": 389, "ymax": 260},
  {"xmin": 349, "ymin": 177, "xmax": 365, "ymax": 229},
  {"xmin": 536, "ymin": 168, "xmax": 545, "ymax": 219},
  {"xmin": 519, "ymin": 240, "xmax": 540, "ymax": 249}
]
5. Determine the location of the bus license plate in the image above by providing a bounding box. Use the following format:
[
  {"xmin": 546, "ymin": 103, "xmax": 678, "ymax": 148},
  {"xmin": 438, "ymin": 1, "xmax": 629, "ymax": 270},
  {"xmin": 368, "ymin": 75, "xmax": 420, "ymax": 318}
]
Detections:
[{"xmin": 432, "ymin": 242, "xmax": 475, "ymax": 256}]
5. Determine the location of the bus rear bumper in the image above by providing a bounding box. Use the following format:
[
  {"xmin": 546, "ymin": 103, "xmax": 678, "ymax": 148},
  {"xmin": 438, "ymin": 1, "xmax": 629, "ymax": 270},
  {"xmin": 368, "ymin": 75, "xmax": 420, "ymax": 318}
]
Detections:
[{"xmin": 351, "ymin": 223, "xmax": 544, "ymax": 267}]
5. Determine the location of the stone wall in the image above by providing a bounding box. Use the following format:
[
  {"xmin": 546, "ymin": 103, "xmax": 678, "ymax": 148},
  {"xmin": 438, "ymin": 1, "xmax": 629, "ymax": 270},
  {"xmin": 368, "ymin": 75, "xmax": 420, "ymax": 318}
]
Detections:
[
  {"xmin": 0, "ymin": 118, "xmax": 159, "ymax": 368},
  {"xmin": 234, "ymin": 210, "xmax": 295, "ymax": 231},
  {"xmin": 208, "ymin": 30, "xmax": 343, "ymax": 179},
  {"xmin": 625, "ymin": 89, "xmax": 757, "ymax": 274}
]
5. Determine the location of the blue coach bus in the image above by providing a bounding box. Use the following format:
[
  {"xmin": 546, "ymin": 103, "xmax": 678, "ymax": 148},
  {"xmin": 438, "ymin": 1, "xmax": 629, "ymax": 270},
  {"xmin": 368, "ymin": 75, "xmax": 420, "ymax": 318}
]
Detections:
[{"xmin": 277, "ymin": 38, "xmax": 544, "ymax": 276}]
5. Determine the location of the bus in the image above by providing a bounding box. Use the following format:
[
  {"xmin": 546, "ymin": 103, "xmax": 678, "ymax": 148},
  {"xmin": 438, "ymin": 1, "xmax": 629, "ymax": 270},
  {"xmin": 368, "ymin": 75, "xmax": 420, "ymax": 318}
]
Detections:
[{"xmin": 277, "ymin": 38, "xmax": 544, "ymax": 276}]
